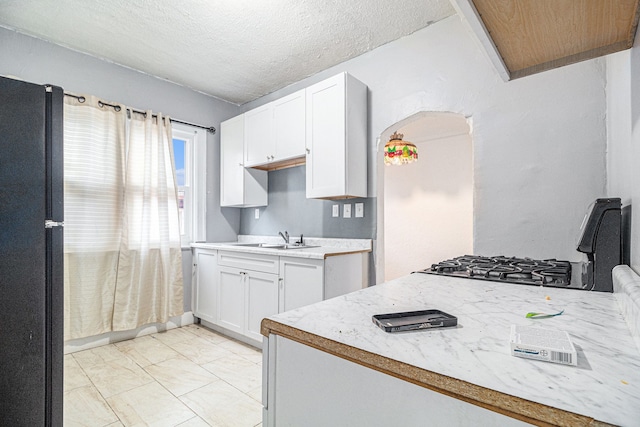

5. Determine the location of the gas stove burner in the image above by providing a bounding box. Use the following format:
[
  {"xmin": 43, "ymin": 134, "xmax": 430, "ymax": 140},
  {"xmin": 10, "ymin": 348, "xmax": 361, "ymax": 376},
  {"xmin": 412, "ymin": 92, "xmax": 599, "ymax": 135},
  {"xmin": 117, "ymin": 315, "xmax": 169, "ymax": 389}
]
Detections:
[
  {"xmin": 532, "ymin": 267, "xmax": 571, "ymax": 285},
  {"xmin": 418, "ymin": 255, "xmax": 575, "ymax": 288},
  {"xmin": 430, "ymin": 260, "xmax": 465, "ymax": 273},
  {"xmin": 468, "ymin": 264, "xmax": 521, "ymax": 279}
]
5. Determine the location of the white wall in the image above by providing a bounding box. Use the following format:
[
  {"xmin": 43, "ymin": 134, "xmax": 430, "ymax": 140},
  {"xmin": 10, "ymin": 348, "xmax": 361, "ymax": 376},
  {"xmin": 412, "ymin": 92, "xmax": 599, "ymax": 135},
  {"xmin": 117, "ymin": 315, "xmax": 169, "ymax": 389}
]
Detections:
[
  {"xmin": 246, "ymin": 15, "xmax": 607, "ymax": 267},
  {"xmin": 384, "ymin": 115, "xmax": 473, "ymax": 281},
  {"xmin": 606, "ymin": 25, "xmax": 640, "ymax": 272}
]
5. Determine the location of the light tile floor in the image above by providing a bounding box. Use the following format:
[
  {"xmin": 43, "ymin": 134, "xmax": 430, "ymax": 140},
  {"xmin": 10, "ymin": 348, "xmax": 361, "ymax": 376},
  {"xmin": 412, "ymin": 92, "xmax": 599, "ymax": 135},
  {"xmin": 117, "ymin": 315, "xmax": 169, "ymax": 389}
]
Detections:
[{"xmin": 64, "ymin": 324, "xmax": 263, "ymax": 427}]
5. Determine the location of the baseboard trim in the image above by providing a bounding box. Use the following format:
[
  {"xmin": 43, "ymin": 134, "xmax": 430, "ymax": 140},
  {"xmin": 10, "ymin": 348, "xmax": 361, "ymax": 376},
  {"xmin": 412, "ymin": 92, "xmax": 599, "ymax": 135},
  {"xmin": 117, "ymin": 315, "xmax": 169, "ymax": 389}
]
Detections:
[{"xmin": 64, "ymin": 312, "xmax": 195, "ymax": 354}]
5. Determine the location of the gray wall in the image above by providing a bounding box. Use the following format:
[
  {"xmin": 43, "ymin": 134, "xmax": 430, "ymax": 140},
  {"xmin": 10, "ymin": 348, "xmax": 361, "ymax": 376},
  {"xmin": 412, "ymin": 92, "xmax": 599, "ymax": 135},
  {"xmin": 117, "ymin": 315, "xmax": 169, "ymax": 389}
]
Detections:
[
  {"xmin": 0, "ymin": 26, "xmax": 242, "ymax": 246},
  {"xmin": 239, "ymin": 166, "xmax": 375, "ymax": 239},
  {"xmin": 0, "ymin": 27, "xmax": 242, "ymax": 311}
]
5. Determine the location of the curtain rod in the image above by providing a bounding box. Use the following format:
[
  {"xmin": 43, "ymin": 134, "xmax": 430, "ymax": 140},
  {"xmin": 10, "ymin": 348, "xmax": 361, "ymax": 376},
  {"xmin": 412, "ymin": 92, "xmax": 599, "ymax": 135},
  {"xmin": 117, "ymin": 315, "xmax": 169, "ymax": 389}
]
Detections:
[{"xmin": 64, "ymin": 93, "xmax": 216, "ymax": 134}]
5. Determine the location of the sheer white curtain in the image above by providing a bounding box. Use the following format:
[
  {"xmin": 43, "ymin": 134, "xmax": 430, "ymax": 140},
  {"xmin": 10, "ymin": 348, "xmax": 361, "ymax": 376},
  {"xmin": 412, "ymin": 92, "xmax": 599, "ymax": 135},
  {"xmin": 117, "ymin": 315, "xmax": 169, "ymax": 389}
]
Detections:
[
  {"xmin": 113, "ymin": 110, "xmax": 183, "ymax": 331},
  {"xmin": 64, "ymin": 95, "xmax": 126, "ymax": 340},
  {"xmin": 63, "ymin": 97, "xmax": 183, "ymax": 340}
]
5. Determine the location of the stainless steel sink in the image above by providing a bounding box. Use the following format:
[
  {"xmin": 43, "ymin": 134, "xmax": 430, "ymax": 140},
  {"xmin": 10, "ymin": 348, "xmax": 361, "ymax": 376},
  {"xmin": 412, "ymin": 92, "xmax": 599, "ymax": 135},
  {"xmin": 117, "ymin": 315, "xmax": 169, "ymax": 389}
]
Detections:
[
  {"xmin": 230, "ymin": 242, "xmax": 318, "ymax": 250},
  {"xmin": 230, "ymin": 242, "xmax": 283, "ymax": 248},
  {"xmin": 280, "ymin": 244, "xmax": 319, "ymax": 250}
]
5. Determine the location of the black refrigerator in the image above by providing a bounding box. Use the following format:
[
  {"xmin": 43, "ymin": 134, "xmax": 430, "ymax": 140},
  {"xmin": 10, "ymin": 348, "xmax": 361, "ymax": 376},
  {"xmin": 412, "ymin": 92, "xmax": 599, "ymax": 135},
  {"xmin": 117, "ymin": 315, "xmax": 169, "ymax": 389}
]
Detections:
[{"xmin": 0, "ymin": 75, "xmax": 64, "ymax": 426}]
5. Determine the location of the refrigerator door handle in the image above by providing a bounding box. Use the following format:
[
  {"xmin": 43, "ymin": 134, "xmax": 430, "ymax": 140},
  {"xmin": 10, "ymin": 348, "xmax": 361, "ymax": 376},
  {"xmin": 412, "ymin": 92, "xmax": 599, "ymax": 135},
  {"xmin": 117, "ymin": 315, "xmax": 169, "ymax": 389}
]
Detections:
[{"xmin": 44, "ymin": 220, "xmax": 64, "ymax": 228}]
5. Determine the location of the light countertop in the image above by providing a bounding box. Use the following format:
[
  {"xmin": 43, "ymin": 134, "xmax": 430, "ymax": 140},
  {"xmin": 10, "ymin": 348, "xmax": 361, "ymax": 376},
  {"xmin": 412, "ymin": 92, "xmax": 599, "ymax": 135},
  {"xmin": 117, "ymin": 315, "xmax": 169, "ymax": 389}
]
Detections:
[
  {"xmin": 262, "ymin": 272, "xmax": 640, "ymax": 426},
  {"xmin": 191, "ymin": 236, "xmax": 372, "ymax": 260}
]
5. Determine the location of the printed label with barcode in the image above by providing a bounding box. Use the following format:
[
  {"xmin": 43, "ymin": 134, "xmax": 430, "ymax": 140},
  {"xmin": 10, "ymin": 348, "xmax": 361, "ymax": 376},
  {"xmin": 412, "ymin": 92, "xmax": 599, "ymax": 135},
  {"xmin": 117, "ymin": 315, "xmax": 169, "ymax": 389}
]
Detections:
[
  {"xmin": 550, "ymin": 351, "xmax": 573, "ymax": 365},
  {"xmin": 510, "ymin": 325, "xmax": 577, "ymax": 366}
]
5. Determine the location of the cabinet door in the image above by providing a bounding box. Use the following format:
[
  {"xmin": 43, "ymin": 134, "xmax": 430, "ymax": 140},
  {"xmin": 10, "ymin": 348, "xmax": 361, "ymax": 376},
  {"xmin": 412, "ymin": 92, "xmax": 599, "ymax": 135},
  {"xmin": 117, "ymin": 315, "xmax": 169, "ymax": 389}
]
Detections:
[
  {"xmin": 279, "ymin": 257, "xmax": 324, "ymax": 312},
  {"xmin": 218, "ymin": 266, "xmax": 245, "ymax": 334},
  {"xmin": 305, "ymin": 74, "xmax": 346, "ymax": 198},
  {"xmin": 220, "ymin": 115, "xmax": 245, "ymax": 207},
  {"xmin": 273, "ymin": 89, "xmax": 306, "ymax": 161},
  {"xmin": 245, "ymin": 271, "xmax": 279, "ymax": 342},
  {"xmin": 305, "ymin": 73, "xmax": 367, "ymax": 199},
  {"xmin": 193, "ymin": 249, "xmax": 218, "ymax": 324},
  {"xmin": 220, "ymin": 114, "xmax": 268, "ymax": 207},
  {"xmin": 244, "ymin": 104, "xmax": 274, "ymax": 167}
]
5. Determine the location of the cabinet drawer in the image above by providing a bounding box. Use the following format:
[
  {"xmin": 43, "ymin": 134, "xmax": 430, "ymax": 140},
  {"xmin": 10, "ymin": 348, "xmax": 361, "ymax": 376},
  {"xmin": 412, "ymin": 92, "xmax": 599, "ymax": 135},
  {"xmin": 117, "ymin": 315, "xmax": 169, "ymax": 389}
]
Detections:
[{"xmin": 218, "ymin": 250, "xmax": 279, "ymax": 274}]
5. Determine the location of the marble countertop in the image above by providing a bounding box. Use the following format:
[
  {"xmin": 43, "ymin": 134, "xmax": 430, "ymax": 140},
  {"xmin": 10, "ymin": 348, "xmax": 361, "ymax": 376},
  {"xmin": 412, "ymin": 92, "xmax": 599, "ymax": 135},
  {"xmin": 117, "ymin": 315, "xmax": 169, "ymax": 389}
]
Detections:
[
  {"xmin": 191, "ymin": 236, "xmax": 372, "ymax": 260},
  {"xmin": 261, "ymin": 273, "xmax": 640, "ymax": 426}
]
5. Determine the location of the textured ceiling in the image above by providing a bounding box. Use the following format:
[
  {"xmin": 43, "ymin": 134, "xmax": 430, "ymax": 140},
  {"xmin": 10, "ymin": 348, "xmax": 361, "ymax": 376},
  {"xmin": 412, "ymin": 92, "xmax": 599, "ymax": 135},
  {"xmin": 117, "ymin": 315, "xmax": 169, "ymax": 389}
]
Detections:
[{"xmin": 0, "ymin": 0, "xmax": 455, "ymax": 105}]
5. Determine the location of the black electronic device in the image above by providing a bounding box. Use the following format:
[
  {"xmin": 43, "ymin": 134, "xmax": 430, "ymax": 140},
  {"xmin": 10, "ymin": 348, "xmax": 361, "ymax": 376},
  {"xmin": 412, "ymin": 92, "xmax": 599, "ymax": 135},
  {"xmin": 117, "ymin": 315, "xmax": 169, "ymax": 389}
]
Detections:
[{"xmin": 372, "ymin": 309, "xmax": 457, "ymax": 333}]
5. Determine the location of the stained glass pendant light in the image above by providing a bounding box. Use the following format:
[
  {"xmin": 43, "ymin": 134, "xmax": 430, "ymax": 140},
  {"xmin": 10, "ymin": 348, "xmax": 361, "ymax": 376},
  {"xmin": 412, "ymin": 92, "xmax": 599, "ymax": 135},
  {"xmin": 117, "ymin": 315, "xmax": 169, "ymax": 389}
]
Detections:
[{"xmin": 384, "ymin": 131, "xmax": 418, "ymax": 166}]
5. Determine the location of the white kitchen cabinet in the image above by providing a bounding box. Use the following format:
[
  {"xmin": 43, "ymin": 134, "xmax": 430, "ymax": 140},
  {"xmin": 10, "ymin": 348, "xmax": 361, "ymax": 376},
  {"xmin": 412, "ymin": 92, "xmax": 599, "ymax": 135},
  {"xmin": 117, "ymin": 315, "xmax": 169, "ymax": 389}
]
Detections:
[
  {"xmin": 217, "ymin": 265, "xmax": 246, "ymax": 334},
  {"xmin": 217, "ymin": 265, "xmax": 279, "ymax": 342},
  {"xmin": 216, "ymin": 251, "xmax": 280, "ymax": 344},
  {"xmin": 245, "ymin": 271, "xmax": 280, "ymax": 342},
  {"xmin": 220, "ymin": 114, "xmax": 268, "ymax": 207},
  {"xmin": 272, "ymin": 90, "xmax": 306, "ymax": 162},
  {"xmin": 244, "ymin": 104, "xmax": 273, "ymax": 167},
  {"xmin": 279, "ymin": 257, "xmax": 324, "ymax": 312},
  {"xmin": 305, "ymin": 73, "xmax": 367, "ymax": 199},
  {"xmin": 192, "ymin": 248, "xmax": 218, "ymax": 324},
  {"xmin": 280, "ymin": 254, "xmax": 367, "ymax": 312},
  {"xmin": 192, "ymin": 247, "xmax": 368, "ymax": 347},
  {"xmin": 264, "ymin": 336, "xmax": 529, "ymax": 427},
  {"xmin": 244, "ymin": 89, "xmax": 306, "ymax": 169}
]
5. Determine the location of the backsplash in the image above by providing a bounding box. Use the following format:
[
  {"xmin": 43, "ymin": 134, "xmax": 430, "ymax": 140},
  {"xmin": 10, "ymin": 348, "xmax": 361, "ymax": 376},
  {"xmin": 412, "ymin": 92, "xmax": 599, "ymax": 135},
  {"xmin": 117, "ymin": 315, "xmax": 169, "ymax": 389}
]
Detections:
[{"xmin": 238, "ymin": 165, "xmax": 376, "ymax": 239}]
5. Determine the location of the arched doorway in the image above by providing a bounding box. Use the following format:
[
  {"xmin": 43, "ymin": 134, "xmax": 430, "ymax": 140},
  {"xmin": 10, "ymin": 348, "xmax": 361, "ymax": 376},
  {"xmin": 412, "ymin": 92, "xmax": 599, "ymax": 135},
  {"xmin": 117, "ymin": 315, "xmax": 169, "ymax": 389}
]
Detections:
[{"xmin": 377, "ymin": 112, "xmax": 473, "ymax": 281}]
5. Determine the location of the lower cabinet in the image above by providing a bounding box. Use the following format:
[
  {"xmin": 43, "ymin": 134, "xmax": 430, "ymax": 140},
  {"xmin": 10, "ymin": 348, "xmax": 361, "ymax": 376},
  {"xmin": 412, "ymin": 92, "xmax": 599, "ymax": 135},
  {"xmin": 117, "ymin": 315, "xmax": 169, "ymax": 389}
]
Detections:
[
  {"xmin": 193, "ymin": 248, "xmax": 367, "ymax": 347},
  {"xmin": 192, "ymin": 249, "xmax": 218, "ymax": 324},
  {"xmin": 217, "ymin": 266, "xmax": 246, "ymax": 334},
  {"xmin": 245, "ymin": 271, "xmax": 280, "ymax": 342},
  {"xmin": 218, "ymin": 265, "xmax": 279, "ymax": 342},
  {"xmin": 279, "ymin": 257, "xmax": 324, "ymax": 312}
]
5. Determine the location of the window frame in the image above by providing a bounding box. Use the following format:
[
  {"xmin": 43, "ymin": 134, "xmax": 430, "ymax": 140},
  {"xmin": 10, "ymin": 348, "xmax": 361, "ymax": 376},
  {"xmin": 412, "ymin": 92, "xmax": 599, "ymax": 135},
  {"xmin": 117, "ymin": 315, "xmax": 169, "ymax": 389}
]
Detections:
[{"xmin": 172, "ymin": 123, "xmax": 207, "ymax": 247}]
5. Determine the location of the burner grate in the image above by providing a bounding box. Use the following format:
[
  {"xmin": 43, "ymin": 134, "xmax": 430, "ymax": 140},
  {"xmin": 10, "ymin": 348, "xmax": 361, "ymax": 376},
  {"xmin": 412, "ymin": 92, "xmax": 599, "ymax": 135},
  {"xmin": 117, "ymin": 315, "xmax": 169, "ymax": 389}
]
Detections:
[{"xmin": 417, "ymin": 255, "xmax": 573, "ymax": 288}]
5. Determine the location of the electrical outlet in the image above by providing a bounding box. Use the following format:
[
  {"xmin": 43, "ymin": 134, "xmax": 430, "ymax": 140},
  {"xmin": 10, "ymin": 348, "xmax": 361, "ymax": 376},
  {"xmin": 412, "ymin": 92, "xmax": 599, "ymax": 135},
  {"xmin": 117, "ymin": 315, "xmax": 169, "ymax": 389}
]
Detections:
[
  {"xmin": 355, "ymin": 202, "xmax": 364, "ymax": 218},
  {"xmin": 254, "ymin": 208, "xmax": 260, "ymax": 219},
  {"xmin": 332, "ymin": 204, "xmax": 339, "ymax": 217},
  {"xmin": 343, "ymin": 204, "xmax": 352, "ymax": 218}
]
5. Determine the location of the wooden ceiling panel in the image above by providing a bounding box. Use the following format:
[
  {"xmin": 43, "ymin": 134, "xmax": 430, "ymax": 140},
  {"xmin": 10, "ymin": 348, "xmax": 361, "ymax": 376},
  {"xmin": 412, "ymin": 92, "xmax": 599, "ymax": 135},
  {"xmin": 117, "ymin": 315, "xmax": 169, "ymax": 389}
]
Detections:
[{"xmin": 470, "ymin": 0, "xmax": 640, "ymax": 79}]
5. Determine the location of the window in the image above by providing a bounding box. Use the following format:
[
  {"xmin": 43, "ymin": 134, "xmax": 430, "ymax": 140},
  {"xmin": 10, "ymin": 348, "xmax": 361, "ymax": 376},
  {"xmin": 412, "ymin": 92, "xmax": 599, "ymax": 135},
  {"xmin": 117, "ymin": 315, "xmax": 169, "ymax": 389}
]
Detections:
[{"xmin": 172, "ymin": 123, "xmax": 206, "ymax": 246}]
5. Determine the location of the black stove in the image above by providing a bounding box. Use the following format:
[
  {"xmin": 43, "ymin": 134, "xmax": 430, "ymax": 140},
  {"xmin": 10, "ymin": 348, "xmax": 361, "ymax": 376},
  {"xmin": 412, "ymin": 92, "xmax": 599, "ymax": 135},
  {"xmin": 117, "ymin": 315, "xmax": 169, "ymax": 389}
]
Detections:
[
  {"xmin": 415, "ymin": 255, "xmax": 584, "ymax": 289},
  {"xmin": 413, "ymin": 198, "xmax": 623, "ymax": 292}
]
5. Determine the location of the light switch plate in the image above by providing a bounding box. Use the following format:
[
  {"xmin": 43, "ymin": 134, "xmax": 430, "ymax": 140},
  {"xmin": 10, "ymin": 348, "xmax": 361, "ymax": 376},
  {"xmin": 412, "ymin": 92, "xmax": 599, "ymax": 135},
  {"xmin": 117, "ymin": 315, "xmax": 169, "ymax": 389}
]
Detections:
[
  {"xmin": 343, "ymin": 204, "xmax": 352, "ymax": 218},
  {"xmin": 355, "ymin": 202, "xmax": 364, "ymax": 218},
  {"xmin": 254, "ymin": 208, "xmax": 260, "ymax": 219},
  {"xmin": 332, "ymin": 204, "xmax": 339, "ymax": 217}
]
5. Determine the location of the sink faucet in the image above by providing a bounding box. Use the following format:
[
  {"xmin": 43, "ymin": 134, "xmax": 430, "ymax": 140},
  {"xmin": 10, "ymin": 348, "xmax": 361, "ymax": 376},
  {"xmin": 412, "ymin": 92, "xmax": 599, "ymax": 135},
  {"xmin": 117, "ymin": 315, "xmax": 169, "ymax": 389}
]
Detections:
[{"xmin": 279, "ymin": 231, "xmax": 289, "ymax": 244}]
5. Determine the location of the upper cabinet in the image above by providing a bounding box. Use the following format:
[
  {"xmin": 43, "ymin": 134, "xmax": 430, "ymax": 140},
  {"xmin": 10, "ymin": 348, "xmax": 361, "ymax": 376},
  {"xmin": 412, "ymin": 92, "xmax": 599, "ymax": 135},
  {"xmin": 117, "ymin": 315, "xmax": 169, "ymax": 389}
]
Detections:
[
  {"xmin": 220, "ymin": 114, "xmax": 267, "ymax": 207},
  {"xmin": 272, "ymin": 90, "xmax": 306, "ymax": 163},
  {"xmin": 305, "ymin": 73, "xmax": 367, "ymax": 199},
  {"xmin": 220, "ymin": 72, "xmax": 368, "ymax": 206},
  {"xmin": 244, "ymin": 89, "xmax": 306, "ymax": 169},
  {"xmin": 244, "ymin": 103, "xmax": 273, "ymax": 167}
]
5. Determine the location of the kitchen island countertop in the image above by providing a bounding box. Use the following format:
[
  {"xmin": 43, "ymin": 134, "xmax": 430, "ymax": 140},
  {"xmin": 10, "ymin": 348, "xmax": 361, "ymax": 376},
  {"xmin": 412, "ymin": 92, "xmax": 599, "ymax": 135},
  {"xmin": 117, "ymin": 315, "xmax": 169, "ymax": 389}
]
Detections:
[{"xmin": 261, "ymin": 272, "xmax": 640, "ymax": 426}]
